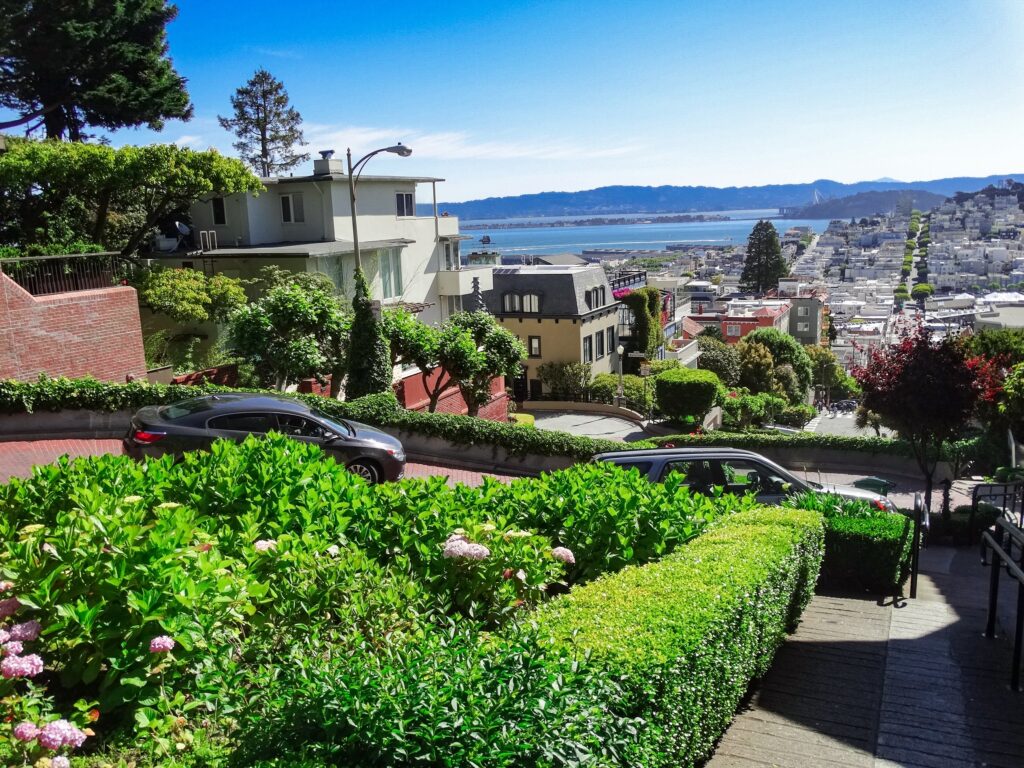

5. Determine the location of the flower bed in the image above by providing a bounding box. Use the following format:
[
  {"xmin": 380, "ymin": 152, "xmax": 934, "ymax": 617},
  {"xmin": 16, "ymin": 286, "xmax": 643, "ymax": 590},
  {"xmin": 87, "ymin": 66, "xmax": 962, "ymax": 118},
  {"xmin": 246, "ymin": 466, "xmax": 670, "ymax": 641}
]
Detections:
[{"xmin": 0, "ymin": 436, "xmax": 752, "ymax": 765}]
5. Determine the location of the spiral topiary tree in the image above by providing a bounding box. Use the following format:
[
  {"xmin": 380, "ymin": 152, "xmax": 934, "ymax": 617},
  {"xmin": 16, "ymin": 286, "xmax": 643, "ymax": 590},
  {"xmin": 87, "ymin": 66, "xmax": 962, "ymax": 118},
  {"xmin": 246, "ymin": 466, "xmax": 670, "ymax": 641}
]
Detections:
[{"xmin": 345, "ymin": 268, "xmax": 393, "ymax": 400}]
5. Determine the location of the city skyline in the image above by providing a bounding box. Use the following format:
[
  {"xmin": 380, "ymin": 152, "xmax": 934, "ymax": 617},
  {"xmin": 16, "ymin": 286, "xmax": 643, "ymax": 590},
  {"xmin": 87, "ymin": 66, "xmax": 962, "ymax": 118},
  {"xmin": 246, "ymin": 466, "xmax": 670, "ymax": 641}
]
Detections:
[{"xmin": 6, "ymin": 0, "xmax": 1023, "ymax": 201}]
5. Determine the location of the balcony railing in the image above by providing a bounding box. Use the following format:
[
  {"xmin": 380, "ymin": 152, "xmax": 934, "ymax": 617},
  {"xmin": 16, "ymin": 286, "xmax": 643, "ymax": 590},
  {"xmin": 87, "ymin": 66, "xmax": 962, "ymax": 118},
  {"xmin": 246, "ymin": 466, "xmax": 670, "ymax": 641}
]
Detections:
[{"xmin": 0, "ymin": 252, "xmax": 133, "ymax": 296}]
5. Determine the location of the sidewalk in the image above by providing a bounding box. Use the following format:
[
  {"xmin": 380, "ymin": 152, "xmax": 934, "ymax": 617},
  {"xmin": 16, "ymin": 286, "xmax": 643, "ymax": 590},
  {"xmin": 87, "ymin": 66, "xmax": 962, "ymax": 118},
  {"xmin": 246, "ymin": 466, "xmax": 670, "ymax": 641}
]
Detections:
[{"xmin": 707, "ymin": 546, "xmax": 1024, "ymax": 767}]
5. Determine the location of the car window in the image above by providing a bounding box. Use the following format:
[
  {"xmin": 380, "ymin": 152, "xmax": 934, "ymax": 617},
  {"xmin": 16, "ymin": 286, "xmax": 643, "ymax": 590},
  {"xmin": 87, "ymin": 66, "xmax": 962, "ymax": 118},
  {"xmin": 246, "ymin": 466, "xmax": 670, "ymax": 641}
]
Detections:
[
  {"xmin": 207, "ymin": 413, "xmax": 274, "ymax": 433},
  {"xmin": 312, "ymin": 413, "xmax": 355, "ymax": 437},
  {"xmin": 159, "ymin": 397, "xmax": 219, "ymax": 421},
  {"xmin": 275, "ymin": 414, "xmax": 326, "ymax": 438},
  {"xmin": 661, "ymin": 460, "xmax": 719, "ymax": 492},
  {"xmin": 718, "ymin": 459, "xmax": 792, "ymax": 497}
]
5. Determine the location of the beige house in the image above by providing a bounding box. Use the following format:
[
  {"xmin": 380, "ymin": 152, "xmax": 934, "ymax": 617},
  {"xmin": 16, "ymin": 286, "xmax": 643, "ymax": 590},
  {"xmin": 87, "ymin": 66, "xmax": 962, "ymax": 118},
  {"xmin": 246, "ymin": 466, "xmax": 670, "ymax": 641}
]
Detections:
[{"xmin": 485, "ymin": 265, "xmax": 621, "ymax": 400}]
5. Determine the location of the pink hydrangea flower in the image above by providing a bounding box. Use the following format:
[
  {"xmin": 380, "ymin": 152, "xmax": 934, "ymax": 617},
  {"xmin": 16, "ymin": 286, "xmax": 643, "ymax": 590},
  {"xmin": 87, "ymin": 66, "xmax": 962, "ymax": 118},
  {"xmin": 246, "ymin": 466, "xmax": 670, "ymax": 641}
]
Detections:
[
  {"xmin": 9, "ymin": 619, "xmax": 41, "ymax": 642},
  {"xmin": 51, "ymin": 757, "xmax": 70, "ymax": 768},
  {"xmin": 254, "ymin": 539, "xmax": 277, "ymax": 552},
  {"xmin": 551, "ymin": 546, "xmax": 576, "ymax": 565},
  {"xmin": 149, "ymin": 635, "xmax": 175, "ymax": 653},
  {"xmin": 0, "ymin": 629, "xmax": 9, "ymax": 644},
  {"xmin": 441, "ymin": 534, "xmax": 490, "ymax": 561},
  {"xmin": 37, "ymin": 719, "xmax": 86, "ymax": 750},
  {"xmin": 1, "ymin": 653, "xmax": 44, "ymax": 678},
  {"xmin": 3, "ymin": 640, "xmax": 24, "ymax": 655},
  {"xmin": 0, "ymin": 596, "xmax": 20, "ymax": 618},
  {"xmin": 12, "ymin": 721, "xmax": 39, "ymax": 741}
]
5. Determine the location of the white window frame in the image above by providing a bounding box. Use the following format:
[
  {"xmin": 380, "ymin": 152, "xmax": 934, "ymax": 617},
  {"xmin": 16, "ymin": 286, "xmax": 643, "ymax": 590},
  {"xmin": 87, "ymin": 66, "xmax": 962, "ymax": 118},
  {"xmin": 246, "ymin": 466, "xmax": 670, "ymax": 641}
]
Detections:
[
  {"xmin": 281, "ymin": 193, "xmax": 305, "ymax": 224},
  {"xmin": 444, "ymin": 295, "xmax": 462, "ymax": 319},
  {"xmin": 797, "ymin": 306, "xmax": 809, "ymax": 317},
  {"xmin": 380, "ymin": 248, "xmax": 403, "ymax": 299},
  {"xmin": 606, "ymin": 328, "xmax": 615, "ymax": 354},
  {"xmin": 528, "ymin": 335, "xmax": 542, "ymax": 358},
  {"xmin": 726, "ymin": 324, "xmax": 741, "ymax": 336},
  {"xmin": 596, "ymin": 328, "xmax": 606, "ymax": 359},
  {"xmin": 797, "ymin": 322, "xmax": 810, "ymax": 332},
  {"xmin": 522, "ymin": 293, "xmax": 540, "ymax": 313},
  {"xmin": 503, "ymin": 293, "xmax": 521, "ymax": 313},
  {"xmin": 211, "ymin": 197, "xmax": 227, "ymax": 226},
  {"xmin": 396, "ymin": 192, "xmax": 415, "ymax": 217},
  {"xmin": 583, "ymin": 335, "xmax": 594, "ymax": 363}
]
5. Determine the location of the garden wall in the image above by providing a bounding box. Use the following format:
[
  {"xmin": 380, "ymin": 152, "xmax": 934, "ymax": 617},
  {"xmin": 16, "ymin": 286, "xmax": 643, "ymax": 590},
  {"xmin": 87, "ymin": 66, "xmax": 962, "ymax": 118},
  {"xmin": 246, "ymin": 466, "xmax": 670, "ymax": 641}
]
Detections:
[
  {"xmin": 395, "ymin": 368, "xmax": 508, "ymax": 422},
  {"xmin": 0, "ymin": 274, "xmax": 146, "ymax": 384}
]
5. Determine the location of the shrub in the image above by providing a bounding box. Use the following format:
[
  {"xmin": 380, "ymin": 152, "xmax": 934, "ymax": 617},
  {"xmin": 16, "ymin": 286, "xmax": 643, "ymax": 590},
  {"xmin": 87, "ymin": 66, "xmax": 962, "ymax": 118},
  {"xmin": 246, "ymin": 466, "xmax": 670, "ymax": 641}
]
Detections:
[
  {"xmin": 782, "ymin": 492, "xmax": 912, "ymax": 594},
  {"xmin": 776, "ymin": 404, "xmax": 816, "ymax": 428},
  {"xmin": 653, "ymin": 367, "xmax": 720, "ymax": 422},
  {"xmin": 534, "ymin": 508, "xmax": 824, "ymax": 767},
  {"xmin": 536, "ymin": 361, "xmax": 591, "ymax": 399},
  {"xmin": 589, "ymin": 372, "xmax": 653, "ymax": 413}
]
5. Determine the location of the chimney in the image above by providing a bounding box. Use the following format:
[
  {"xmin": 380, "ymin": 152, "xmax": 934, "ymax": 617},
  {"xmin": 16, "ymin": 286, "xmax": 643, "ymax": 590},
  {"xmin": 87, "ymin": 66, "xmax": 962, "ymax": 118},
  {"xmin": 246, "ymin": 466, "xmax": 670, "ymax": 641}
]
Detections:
[{"xmin": 313, "ymin": 149, "xmax": 344, "ymax": 175}]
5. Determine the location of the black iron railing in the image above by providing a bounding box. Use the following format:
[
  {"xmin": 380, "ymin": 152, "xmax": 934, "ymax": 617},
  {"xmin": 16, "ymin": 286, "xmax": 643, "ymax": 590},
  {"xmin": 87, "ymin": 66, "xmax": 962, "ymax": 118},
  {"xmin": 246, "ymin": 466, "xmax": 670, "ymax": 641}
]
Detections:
[
  {"xmin": 971, "ymin": 482, "xmax": 1024, "ymax": 544},
  {"xmin": 981, "ymin": 516, "xmax": 1024, "ymax": 691},
  {"xmin": 0, "ymin": 252, "xmax": 133, "ymax": 296}
]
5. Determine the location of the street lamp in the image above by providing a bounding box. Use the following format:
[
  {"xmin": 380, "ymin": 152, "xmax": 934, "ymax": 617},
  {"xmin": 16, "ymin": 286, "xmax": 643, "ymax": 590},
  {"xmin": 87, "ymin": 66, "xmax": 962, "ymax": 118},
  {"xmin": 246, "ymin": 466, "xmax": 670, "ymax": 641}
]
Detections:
[
  {"xmin": 616, "ymin": 344, "xmax": 625, "ymax": 406},
  {"xmin": 347, "ymin": 143, "xmax": 413, "ymax": 272}
]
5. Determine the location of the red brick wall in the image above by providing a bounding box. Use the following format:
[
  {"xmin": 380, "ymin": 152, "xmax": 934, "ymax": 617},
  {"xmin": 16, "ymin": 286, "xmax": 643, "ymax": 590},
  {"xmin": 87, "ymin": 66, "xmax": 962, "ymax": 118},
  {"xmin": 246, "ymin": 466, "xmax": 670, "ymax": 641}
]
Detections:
[
  {"xmin": 0, "ymin": 273, "xmax": 147, "ymax": 383},
  {"xmin": 396, "ymin": 368, "xmax": 508, "ymax": 422}
]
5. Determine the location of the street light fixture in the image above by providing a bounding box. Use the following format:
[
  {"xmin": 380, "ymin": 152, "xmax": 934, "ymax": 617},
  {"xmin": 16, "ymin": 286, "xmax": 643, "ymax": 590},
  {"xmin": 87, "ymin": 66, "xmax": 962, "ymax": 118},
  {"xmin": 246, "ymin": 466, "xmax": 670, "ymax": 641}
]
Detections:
[
  {"xmin": 347, "ymin": 143, "xmax": 413, "ymax": 272},
  {"xmin": 616, "ymin": 344, "xmax": 625, "ymax": 406}
]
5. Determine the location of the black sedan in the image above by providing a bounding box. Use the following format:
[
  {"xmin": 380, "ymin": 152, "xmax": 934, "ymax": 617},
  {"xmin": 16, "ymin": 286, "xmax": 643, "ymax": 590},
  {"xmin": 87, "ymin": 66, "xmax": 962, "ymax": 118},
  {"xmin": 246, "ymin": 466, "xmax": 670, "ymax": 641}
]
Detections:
[{"xmin": 124, "ymin": 394, "xmax": 406, "ymax": 483}]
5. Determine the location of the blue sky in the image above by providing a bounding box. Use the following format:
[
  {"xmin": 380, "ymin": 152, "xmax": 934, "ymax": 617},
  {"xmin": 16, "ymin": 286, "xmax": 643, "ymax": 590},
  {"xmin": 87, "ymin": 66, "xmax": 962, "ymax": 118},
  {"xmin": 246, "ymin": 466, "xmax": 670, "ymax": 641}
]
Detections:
[{"xmin": 14, "ymin": 0, "xmax": 1024, "ymax": 200}]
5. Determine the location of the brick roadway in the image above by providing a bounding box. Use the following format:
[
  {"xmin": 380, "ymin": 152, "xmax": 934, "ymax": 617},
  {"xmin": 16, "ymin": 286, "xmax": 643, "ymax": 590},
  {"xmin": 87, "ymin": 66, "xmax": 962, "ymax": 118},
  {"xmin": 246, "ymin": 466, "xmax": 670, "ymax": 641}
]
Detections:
[{"xmin": 0, "ymin": 439, "xmax": 515, "ymax": 486}]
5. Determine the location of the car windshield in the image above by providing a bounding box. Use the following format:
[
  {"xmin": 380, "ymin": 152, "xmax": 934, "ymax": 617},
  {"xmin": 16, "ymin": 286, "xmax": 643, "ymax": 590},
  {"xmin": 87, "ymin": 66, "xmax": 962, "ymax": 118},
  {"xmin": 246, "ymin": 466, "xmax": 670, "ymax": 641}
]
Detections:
[
  {"xmin": 313, "ymin": 412, "xmax": 354, "ymax": 437},
  {"xmin": 158, "ymin": 397, "xmax": 220, "ymax": 421}
]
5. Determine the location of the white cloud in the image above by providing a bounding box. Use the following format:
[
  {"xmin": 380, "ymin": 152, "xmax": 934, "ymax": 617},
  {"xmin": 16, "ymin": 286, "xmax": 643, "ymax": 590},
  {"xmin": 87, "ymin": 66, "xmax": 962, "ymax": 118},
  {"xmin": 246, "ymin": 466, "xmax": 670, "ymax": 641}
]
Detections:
[
  {"xmin": 303, "ymin": 124, "xmax": 642, "ymax": 162},
  {"xmin": 173, "ymin": 134, "xmax": 204, "ymax": 147}
]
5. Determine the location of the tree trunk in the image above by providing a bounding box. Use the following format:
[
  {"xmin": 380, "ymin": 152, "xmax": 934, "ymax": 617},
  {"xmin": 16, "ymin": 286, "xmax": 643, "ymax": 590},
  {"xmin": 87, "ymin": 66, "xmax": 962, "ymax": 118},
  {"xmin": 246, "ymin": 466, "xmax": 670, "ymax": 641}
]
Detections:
[
  {"xmin": 92, "ymin": 189, "xmax": 111, "ymax": 246},
  {"xmin": 329, "ymin": 365, "xmax": 344, "ymax": 399}
]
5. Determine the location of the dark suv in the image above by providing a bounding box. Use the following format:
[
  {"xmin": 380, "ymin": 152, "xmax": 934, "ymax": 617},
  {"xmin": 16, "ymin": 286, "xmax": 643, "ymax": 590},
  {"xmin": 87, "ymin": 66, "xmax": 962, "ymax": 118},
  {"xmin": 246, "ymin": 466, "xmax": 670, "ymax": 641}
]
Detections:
[
  {"xmin": 593, "ymin": 447, "xmax": 896, "ymax": 510},
  {"xmin": 124, "ymin": 394, "xmax": 406, "ymax": 483}
]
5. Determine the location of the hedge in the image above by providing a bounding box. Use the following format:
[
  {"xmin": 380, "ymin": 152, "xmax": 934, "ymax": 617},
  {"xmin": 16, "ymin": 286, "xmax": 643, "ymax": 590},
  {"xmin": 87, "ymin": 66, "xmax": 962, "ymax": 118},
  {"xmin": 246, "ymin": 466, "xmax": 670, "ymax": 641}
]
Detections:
[
  {"xmin": 653, "ymin": 367, "xmax": 719, "ymax": 422},
  {"xmin": 0, "ymin": 376, "xmax": 990, "ymax": 466},
  {"xmin": 782, "ymin": 492, "xmax": 913, "ymax": 594},
  {"xmin": 821, "ymin": 515, "xmax": 913, "ymax": 594},
  {"xmin": 534, "ymin": 507, "xmax": 824, "ymax": 767}
]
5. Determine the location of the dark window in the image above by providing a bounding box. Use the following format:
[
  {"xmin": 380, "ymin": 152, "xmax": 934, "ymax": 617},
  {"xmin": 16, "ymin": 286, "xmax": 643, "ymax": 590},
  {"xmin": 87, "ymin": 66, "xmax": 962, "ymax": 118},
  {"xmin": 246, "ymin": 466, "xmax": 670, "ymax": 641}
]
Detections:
[
  {"xmin": 522, "ymin": 293, "xmax": 540, "ymax": 313},
  {"xmin": 503, "ymin": 293, "xmax": 521, "ymax": 312},
  {"xmin": 275, "ymin": 414, "xmax": 326, "ymax": 438},
  {"xmin": 281, "ymin": 195, "xmax": 292, "ymax": 223},
  {"xmin": 583, "ymin": 335, "xmax": 593, "ymax": 363},
  {"xmin": 660, "ymin": 460, "xmax": 719, "ymax": 492},
  {"xmin": 595, "ymin": 329, "xmax": 605, "ymax": 359},
  {"xmin": 585, "ymin": 290, "xmax": 593, "ymax": 310},
  {"xmin": 606, "ymin": 327, "xmax": 615, "ymax": 354},
  {"xmin": 211, "ymin": 197, "xmax": 226, "ymax": 226},
  {"xmin": 207, "ymin": 413, "xmax": 274, "ymax": 433},
  {"xmin": 159, "ymin": 397, "xmax": 217, "ymax": 421},
  {"xmin": 396, "ymin": 192, "xmax": 414, "ymax": 216},
  {"xmin": 281, "ymin": 194, "xmax": 304, "ymax": 223},
  {"xmin": 528, "ymin": 336, "xmax": 541, "ymax": 358},
  {"xmin": 609, "ymin": 460, "xmax": 652, "ymax": 477}
]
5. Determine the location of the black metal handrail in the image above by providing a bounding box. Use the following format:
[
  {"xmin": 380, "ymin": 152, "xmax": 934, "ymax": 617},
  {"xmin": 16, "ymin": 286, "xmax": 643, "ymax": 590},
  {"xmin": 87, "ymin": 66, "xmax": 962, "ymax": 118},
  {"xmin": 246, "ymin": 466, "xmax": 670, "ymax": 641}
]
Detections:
[
  {"xmin": 981, "ymin": 516, "xmax": 1024, "ymax": 691},
  {"xmin": 0, "ymin": 252, "xmax": 131, "ymax": 296},
  {"xmin": 910, "ymin": 491, "xmax": 927, "ymax": 599},
  {"xmin": 971, "ymin": 482, "xmax": 1024, "ymax": 544}
]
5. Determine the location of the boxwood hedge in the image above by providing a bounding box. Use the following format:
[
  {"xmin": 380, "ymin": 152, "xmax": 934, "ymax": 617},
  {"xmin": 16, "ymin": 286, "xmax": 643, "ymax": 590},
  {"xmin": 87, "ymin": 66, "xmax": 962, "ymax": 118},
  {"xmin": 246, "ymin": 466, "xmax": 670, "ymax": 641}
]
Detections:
[{"xmin": 534, "ymin": 507, "xmax": 824, "ymax": 768}]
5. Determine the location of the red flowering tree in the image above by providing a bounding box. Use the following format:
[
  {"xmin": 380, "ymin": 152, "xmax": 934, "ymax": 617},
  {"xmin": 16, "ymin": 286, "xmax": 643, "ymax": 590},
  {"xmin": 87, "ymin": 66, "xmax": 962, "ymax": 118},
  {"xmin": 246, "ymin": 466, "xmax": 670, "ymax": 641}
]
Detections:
[{"xmin": 853, "ymin": 326, "xmax": 981, "ymax": 509}]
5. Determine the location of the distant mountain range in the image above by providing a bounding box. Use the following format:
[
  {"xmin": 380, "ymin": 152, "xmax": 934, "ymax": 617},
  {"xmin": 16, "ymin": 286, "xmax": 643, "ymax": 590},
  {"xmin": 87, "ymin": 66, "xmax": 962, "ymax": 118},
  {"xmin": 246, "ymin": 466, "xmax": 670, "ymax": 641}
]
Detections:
[
  {"xmin": 791, "ymin": 190, "xmax": 947, "ymax": 219},
  {"xmin": 427, "ymin": 174, "xmax": 1023, "ymax": 221}
]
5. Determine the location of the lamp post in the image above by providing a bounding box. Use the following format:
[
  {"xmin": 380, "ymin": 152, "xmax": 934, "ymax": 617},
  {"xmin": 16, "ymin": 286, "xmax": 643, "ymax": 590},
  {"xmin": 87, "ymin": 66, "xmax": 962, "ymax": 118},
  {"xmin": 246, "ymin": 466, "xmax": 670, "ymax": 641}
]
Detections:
[
  {"xmin": 616, "ymin": 344, "xmax": 625, "ymax": 406},
  {"xmin": 346, "ymin": 143, "xmax": 413, "ymax": 272}
]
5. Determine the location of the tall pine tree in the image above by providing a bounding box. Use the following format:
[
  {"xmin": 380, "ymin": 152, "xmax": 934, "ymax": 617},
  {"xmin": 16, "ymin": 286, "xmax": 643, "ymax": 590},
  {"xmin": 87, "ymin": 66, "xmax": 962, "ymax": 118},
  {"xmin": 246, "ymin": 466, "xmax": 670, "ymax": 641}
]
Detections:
[
  {"xmin": 0, "ymin": 0, "xmax": 192, "ymax": 140},
  {"xmin": 740, "ymin": 220, "xmax": 788, "ymax": 294},
  {"xmin": 218, "ymin": 69, "xmax": 309, "ymax": 177}
]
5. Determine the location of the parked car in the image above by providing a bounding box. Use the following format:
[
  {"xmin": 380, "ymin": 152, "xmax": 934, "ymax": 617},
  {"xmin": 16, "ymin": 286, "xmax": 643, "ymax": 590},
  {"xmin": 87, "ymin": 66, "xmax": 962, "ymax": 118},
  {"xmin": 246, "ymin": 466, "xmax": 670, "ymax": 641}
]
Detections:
[
  {"xmin": 592, "ymin": 447, "xmax": 897, "ymax": 511},
  {"xmin": 124, "ymin": 394, "xmax": 406, "ymax": 483}
]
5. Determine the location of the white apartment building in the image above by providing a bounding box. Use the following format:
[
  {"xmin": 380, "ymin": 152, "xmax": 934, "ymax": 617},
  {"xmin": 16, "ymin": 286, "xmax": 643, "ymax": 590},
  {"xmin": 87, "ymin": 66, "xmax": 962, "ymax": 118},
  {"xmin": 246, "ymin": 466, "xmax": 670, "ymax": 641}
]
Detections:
[{"xmin": 172, "ymin": 152, "xmax": 480, "ymax": 326}]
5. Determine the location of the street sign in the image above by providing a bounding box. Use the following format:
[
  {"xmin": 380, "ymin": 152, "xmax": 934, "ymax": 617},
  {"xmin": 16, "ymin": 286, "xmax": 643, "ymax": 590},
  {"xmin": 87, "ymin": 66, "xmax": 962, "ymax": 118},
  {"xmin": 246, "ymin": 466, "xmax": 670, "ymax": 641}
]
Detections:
[
  {"xmin": 639, "ymin": 365, "xmax": 652, "ymax": 376},
  {"xmin": 627, "ymin": 351, "xmax": 646, "ymax": 358}
]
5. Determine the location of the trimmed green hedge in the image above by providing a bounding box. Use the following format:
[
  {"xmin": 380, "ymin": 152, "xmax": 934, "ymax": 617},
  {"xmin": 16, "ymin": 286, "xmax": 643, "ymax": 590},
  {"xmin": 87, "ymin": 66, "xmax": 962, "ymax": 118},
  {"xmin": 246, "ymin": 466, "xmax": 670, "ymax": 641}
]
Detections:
[
  {"xmin": 822, "ymin": 515, "xmax": 912, "ymax": 594},
  {"xmin": 654, "ymin": 367, "xmax": 720, "ymax": 421},
  {"xmin": 534, "ymin": 507, "xmax": 824, "ymax": 767},
  {"xmin": 652, "ymin": 429, "xmax": 919, "ymax": 458},
  {"xmin": 782, "ymin": 492, "xmax": 913, "ymax": 594}
]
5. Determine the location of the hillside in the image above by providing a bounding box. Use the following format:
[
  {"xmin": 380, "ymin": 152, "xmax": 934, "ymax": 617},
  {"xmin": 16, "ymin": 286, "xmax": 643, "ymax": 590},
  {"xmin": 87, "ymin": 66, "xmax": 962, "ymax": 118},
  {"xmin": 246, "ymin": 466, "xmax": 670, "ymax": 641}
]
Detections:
[
  {"xmin": 792, "ymin": 189, "xmax": 946, "ymax": 218},
  {"xmin": 429, "ymin": 174, "xmax": 1023, "ymax": 220}
]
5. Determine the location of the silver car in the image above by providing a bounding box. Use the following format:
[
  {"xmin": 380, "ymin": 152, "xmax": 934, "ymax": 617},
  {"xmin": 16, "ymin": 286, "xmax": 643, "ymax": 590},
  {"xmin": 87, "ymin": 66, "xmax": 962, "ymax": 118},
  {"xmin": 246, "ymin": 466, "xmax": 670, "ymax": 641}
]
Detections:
[{"xmin": 592, "ymin": 447, "xmax": 897, "ymax": 511}]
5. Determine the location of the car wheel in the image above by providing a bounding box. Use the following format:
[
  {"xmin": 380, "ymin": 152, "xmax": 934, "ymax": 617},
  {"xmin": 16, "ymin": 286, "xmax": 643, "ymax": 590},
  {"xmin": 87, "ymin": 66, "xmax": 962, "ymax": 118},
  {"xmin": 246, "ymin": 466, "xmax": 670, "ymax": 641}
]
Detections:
[{"xmin": 347, "ymin": 459, "xmax": 381, "ymax": 484}]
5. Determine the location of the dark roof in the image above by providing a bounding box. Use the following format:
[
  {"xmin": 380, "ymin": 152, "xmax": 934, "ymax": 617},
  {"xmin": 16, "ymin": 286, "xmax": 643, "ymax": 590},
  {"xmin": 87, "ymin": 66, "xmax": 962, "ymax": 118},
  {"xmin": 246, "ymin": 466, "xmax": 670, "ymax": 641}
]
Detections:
[
  {"xmin": 486, "ymin": 265, "xmax": 616, "ymax": 317},
  {"xmin": 530, "ymin": 254, "xmax": 589, "ymax": 266}
]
